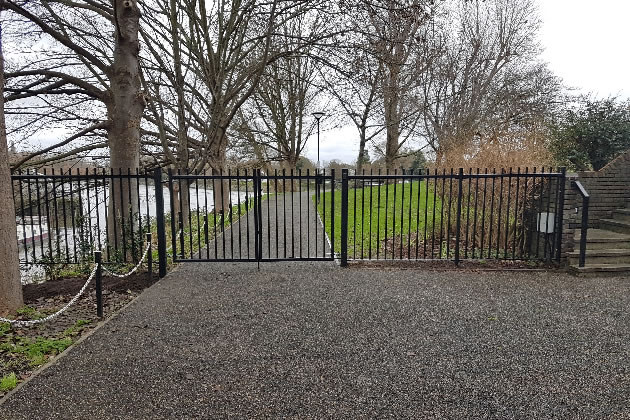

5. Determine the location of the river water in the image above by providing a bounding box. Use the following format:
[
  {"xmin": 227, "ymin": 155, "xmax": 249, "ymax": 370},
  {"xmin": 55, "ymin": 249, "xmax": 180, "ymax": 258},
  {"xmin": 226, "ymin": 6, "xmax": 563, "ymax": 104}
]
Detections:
[{"xmin": 18, "ymin": 183, "xmax": 252, "ymax": 283}]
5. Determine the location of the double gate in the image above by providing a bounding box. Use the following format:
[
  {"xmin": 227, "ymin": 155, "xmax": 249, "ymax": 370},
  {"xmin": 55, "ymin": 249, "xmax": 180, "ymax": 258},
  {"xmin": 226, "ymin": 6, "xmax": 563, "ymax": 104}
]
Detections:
[{"xmin": 167, "ymin": 169, "xmax": 336, "ymax": 263}]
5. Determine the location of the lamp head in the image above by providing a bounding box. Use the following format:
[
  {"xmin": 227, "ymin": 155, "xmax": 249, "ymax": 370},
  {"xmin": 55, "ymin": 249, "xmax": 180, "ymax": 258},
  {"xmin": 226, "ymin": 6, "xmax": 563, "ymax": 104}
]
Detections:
[{"xmin": 312, "ymin": 111, "xmax": 326, "ymax": 121}]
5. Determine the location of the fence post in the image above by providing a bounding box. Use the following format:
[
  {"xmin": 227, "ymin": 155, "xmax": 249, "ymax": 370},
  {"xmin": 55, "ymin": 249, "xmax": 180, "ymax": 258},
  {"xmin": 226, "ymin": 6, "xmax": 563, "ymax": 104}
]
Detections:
[
  {"xmin": 555, "ymin": 167, "xmax": 567, "ymax": 263},
  {"xmin": 94, "ymin": 251, "xmax": 103, "ymax": 318},
  {"xmin": 256, "ymin": 169, "xmax": 263, "ymax": 268},
  {"xmin": 167, "ymin": 168, "xmax": 178, "ymax": 262},
  {"xmin": 454, "ymin": 168, "xmax": 464, "ymax": 266},
  {"xmin": 316, "ymin": 169, "xmax": 321, "ymax": 204},
  {"xmin": 146, "ymin": 233, "xmax": 153, "ymax": 282},
  {"xmin": 340, "ymin": 169, "xmax": 349, "ymax": 267},
  {"xmin": 253, "ymin": 170, "xmax": 260, "ymax": 264},
  {"xmin": 330, "ymin": 169, "xmax": 335, "ymax": 258},
  {"xmin": 153, "ymin": 168, "xmax": 167, "ymax": 277}
]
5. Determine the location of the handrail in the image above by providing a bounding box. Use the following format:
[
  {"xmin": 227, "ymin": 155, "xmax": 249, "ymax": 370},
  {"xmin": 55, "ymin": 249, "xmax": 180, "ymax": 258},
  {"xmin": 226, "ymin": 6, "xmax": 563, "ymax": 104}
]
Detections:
[{"xmin": 571, "ymin": 180, "xmax": 590, "ymax": 267}]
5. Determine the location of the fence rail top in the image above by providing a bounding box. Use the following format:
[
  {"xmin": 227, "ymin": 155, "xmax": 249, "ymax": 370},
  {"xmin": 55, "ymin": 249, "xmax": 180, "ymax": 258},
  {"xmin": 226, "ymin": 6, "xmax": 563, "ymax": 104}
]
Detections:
[
  {"xmin": 11, "ymin": 173, "xmax": 152, "ymax": 180},
  {"xmin": 170, "ymin": 174, "xmax": 335, "ymax": 180},
  {"xmin": 348, "ymin": 172, "xmax": 564, "ymax": 180}
]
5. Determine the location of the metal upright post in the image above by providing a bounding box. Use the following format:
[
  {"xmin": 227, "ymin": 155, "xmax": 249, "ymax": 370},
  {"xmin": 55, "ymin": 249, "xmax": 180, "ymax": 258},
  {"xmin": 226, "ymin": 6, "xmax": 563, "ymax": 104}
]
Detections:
[
  {"xmin": 167, "ymin": 168, "xmax": 177, "ymax": 262},
  {"xmin": 256, "ymin": 169, "xmax": 263, "ymax": 269},
  {"xmin": 341, "ymin": 169, "xmax": 349, "ymax": 267},
  {"xmin": 454, "ymin": 168, "xmax": 464, "ymax": 265},
  {"xmin": 253, "ymin": 170, "xmax": 260, "ymax": 264},
  {"xmin": 579, "ymin": 190, "xmax": 590, "ymax": 268},
  {"xmin": 94, "ymin": 251, "xmax": 103, "ymax": 318},
  {"xmin": 330, "ymin": 169, "xmax": 335, "ymax": 259},
  {"xmin": 555, "ymin": 167, "xmax": 567, "ymax": 262},
  {"xmin": 154, "ymin": 168, "xmax": 167, "ymax": 277}
]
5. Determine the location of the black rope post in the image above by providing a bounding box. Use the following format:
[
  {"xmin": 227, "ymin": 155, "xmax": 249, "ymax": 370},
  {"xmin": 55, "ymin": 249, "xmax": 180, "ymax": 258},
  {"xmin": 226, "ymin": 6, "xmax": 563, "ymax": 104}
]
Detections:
[
  {"xmin": 146, "ymin": 233, "xmax": 153, "ymax": 283},
  {"xmin": 94, "ymin": 251, "xmax": 103, "ymax": 318}
]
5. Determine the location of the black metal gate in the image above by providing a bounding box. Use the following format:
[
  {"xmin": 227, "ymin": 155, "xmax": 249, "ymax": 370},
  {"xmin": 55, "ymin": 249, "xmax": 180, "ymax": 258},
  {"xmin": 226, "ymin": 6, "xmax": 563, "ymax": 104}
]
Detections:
[{"xmin": 168, "ymin": 169, "xmax": 335, "ymax": 263}]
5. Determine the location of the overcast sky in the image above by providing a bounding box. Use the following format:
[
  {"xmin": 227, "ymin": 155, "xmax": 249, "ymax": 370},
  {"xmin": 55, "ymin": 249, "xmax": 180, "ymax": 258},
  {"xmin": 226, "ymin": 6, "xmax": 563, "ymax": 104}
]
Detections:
[
  {"xmin": 537, "ymin": 0, "xmax": 629, "ymax": 100},
  {"xmin": 14, "ymin": 1, "xmax": 630, "ymax": 164},
  {"xmin": 306, "ymin": 0, "xmax": 630, "ymax": 165}
]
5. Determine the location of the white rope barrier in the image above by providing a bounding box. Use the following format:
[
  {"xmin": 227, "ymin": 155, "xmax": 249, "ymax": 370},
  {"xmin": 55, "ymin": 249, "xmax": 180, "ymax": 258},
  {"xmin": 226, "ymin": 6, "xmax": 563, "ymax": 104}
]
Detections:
[
  {"xmin": 102, "ymin": 241, "xmax": 151, "ymax": 278},
  {"xmin": 0, "ymin": 265, "xmax": 98, "ymax": 327},
  {"xmin": 0, "ymin": 240, "xmax": 152, "ymax": 327}
]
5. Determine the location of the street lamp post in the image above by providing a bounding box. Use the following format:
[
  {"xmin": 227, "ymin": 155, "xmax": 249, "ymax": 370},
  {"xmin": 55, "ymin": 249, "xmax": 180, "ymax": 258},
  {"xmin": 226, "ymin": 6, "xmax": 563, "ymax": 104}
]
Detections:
[{"xmin": 312, "ymin": 111, "xmax": 325, "ymax": 202}]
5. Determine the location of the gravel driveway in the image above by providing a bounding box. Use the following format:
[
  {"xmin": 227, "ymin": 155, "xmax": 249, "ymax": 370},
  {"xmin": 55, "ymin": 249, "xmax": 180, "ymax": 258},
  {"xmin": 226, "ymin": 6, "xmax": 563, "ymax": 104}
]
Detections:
[{"xmin": 2, "ymin": 262, "xmax": 629, "ymax": 419}]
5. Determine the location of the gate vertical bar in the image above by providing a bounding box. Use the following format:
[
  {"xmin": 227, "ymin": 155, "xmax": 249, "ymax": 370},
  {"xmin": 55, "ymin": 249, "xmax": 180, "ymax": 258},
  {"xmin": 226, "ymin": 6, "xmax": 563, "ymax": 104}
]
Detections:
[
  {"xmin": 454, "ymin": 168, "xmax": 464, "ymax": 265},
  {"xmin": 341, "ymin": 169, "xmax": 349, "ymax": 266},
  {"xmin": 257, "ymin": 169, "xmax": 264, "ymax": 266},
  {"xmin": 154, "ymin": 168, "xmax": 167, "ymax": 277}
]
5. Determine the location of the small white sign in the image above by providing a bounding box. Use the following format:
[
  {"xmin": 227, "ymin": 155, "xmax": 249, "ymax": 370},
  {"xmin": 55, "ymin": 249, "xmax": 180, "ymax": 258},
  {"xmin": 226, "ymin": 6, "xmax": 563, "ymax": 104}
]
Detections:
[{"xmin": 538, "ymin": 212, "xmax": 555, "ymax": 233}]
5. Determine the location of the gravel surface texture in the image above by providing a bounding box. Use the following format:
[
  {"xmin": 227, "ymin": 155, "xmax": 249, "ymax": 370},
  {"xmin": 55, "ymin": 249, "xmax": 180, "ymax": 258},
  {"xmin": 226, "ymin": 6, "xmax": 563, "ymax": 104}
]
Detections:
[{"xmin": 1, "ymin": 262, "xmax": 630, "ymax": 419}]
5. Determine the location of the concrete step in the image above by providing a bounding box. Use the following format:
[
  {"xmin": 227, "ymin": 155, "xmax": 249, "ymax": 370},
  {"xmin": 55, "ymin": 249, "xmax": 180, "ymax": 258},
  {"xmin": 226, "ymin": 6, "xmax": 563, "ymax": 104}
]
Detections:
[
  {"xmin": 573, "ymin": 229, "xmax": 630, "ymax": 249},
  {"xmin": 613, "ymin": 209, "xmax": 630, "ymax": 223},
  {"xmin": 569, "ymin": 249, "xmax": 630, "ymax": 265},
  {"xmin": 600, "ymin": 219, "xmax": 630, "ymax": 235},
  {"xmin": 571, "ymin": 263, "xmax": 630, "ymax": 276}
]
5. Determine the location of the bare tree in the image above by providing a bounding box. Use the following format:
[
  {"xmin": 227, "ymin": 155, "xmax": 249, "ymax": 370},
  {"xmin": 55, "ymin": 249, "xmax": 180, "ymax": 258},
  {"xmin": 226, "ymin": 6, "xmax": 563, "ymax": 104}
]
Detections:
[
  {"xmin": 4, "ymin": 0, "xmax": 145, "ymax": 251},
  {"xmin": 245, "ymin": 17, "xmax": 322, "ymax": 174},
  {"xmin": 416, "ymin": 0, "xmax": 555, "ymax": 163},
  {"xmin": 140, "ymin": 0, "xmax": 339, "ymax": 210},
  {"xmin": 5, "ymin": 1, "xmax": 144, "ymax": 171},
  {"xmin": 359, "ymin": 0, "xmax": 435, "ymax": 171},
  {"xmin": 321, "ymin": 33, "xmax": 385, "ymax": 174},
  {"xmin": 326, "ymin": 0, "xmax": 435, "ymax": 172},
  {"xmin": 0, "ymin": 13, "xmax": 22, "ymax": 313}
]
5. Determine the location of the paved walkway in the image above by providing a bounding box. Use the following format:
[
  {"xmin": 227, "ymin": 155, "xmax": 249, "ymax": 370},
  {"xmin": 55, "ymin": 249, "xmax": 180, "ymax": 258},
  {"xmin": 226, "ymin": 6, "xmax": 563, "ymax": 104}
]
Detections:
[
  {"xmin": 188, "ymin": 191, "xmax": 332, "ymax": 261},
  {"xmin": 2, "ymin": 262, "xmax": 630, "ymax": 418}
]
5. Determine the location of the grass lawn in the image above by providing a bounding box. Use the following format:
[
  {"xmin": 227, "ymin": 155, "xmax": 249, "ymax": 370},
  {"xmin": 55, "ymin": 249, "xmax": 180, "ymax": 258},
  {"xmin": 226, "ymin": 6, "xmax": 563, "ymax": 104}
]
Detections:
[
  {"xmin": 317, "ymin": 180, "xmax": 443, "ymax": 258},
  {"xmin": 153, "ymin": 197, "xmax": 257, "ymax": 262}
]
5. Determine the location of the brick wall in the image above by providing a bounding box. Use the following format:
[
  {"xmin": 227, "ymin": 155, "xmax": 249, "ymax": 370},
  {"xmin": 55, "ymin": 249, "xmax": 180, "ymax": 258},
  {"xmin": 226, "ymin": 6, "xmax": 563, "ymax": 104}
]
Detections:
[{"xmin": 561, "ymin": 149, "xmax": 630, "ymax": 259}]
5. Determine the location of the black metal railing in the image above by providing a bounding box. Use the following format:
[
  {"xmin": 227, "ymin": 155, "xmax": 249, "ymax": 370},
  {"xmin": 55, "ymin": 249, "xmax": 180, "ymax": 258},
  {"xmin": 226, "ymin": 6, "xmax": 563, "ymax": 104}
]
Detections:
[
  {"xmin": 12, "ymin": 165, "xmax": 568, "ymax": 277},
  {"xmin": 11, "ymin": 168, "xmax": 157, "ymax": 270},
  {"xmin": 571, "ymin": 180, "xmax": 590, "ymax": 267},
  {"xmin": 168, "ymin": 169, "xmax": 335, "ymax": 262},
  {"xmin": 339, "ymin": 167, "xmax": 566, "ymax": 265}
]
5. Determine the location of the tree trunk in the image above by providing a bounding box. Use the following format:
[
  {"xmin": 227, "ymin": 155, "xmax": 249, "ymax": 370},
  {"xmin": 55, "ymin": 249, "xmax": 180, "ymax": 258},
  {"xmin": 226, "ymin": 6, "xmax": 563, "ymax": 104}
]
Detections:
[
  {"xmin": 207, "ymin": 127, "xmax": 231, "ymax": 215},
  {"xmin": 356, "ymin": 129, "xmax": 367, "ymax": 175},
  {"xmin": 0, "ymin": 24, "xmax": 23, "ymax": 313},
  {"xmin": 383, "ymin": 63, "xmax": 401, "ymax": 173},
  {"xmin": 106, "ymin": 1, "xmax": 144, "ymax": 257},
  {"xmin": 281, "ymin": 156, "xmax": 298, "ymax": 192},
  {"xmin": 170, "ymin": 173, "xmax": 191, "ymax": 233},
  {"xmin": 169, "ymin": 0, "xmax": 191, "ymax": 230}
]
